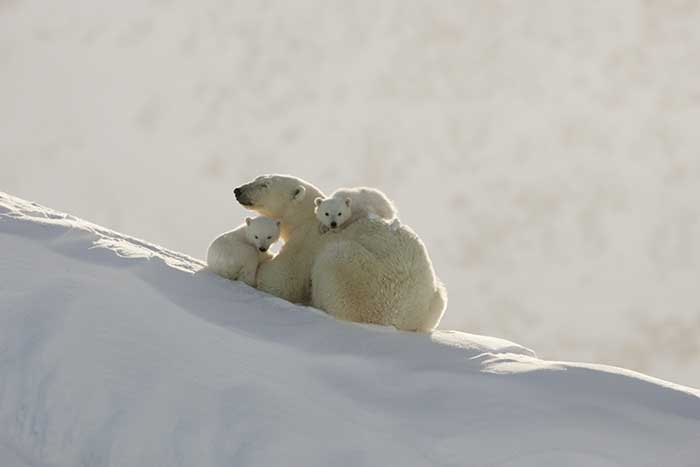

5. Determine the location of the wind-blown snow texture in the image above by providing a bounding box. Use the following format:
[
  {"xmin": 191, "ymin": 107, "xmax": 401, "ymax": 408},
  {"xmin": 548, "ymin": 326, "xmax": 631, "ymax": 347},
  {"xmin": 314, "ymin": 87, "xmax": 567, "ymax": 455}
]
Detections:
[{"xmin": 1, "ymin": 193, "xmax": 699, "ymax": 467}]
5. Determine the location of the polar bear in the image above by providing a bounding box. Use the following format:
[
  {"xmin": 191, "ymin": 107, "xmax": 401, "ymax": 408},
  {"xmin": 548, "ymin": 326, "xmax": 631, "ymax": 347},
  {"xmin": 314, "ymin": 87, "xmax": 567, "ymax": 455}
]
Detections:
[
  {"xmin": 234, "ymin": 174, "xmax": 447, "ymax": 332},
  {"xmin": 206, "ymin": 216, "xmax": 281, "ymax": 286},
  {"xmin": 314, "ymin": 187, "xmax": 397, "ymax": 233}
]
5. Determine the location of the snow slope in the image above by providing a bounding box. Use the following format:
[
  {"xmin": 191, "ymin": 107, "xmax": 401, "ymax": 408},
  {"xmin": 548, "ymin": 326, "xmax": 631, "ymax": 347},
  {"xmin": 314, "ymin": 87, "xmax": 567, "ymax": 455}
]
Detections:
[{"xmin": 1, "ymin": 192, "xmax": 699, "ymax": 467}]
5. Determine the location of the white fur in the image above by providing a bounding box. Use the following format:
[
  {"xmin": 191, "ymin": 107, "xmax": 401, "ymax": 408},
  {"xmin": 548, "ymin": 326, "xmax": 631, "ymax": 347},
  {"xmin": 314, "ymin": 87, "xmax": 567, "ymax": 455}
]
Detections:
[
  {"xmin": 234, "ymin": 175, "xmax": 446, "ymax": 332},
  {"xmin": 310, "ymin": 219, "xmax": 446, "ymax": 331},
  {"xmin": 314, "ymin": 187, "xmax": 397, "ymax": 233},
  {"xmin": 206, "ymin": 216, "xmax": 281, "ymax": 287}
]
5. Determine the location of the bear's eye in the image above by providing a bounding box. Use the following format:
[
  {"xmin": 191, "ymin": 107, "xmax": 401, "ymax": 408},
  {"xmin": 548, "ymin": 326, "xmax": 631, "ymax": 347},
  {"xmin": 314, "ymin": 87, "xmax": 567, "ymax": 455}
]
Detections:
[
  {"xmin": 325, "ymin": 212, "xmax": 329, "ymax": 216},
  {"xmin": 267, "ymin": 236, "xmax": 271, "ymax": 240},
  {"xmin": 338, "ymin": 213, "xmax": 342, "ymax": 216},
  {"xmin": 255, "ymin": 235, "xmax": 258, "ymax": 239}
]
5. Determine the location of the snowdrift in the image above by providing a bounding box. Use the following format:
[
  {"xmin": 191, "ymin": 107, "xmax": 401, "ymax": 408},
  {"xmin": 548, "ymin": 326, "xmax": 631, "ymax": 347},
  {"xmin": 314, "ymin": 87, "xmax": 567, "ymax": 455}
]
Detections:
[{"xmin": 1, "ymin": 192, "xmax": 699, "ymax": 467}]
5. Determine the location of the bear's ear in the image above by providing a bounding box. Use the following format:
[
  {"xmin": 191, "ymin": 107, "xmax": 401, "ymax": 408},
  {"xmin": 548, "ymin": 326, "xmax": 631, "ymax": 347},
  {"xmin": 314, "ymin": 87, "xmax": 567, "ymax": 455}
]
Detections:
[
  {"xmin": 292, "ymin": 185, "xmax": 306, "ymax": 203},
  {"xmin": 245, "ymin": 217, "xmax": 252, "ymax": 226},
  {"xmin": 275, "ymin": 220, "xmax": 281, "ymax": 227},
  {"xmin": 345, "ymin": 197, "xmax": 352, "ymax": 208},
  {"xmin": 314, "ymin": 197, "xmax": 323, "ymax": 207}
]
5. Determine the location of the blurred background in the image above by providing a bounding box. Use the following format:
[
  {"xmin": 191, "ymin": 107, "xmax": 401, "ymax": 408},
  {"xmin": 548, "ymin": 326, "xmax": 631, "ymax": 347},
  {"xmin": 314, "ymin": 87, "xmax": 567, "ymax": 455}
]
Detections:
[{"xmin": 1, "ymin": 0, "xmax": 699, "ymax": 387}]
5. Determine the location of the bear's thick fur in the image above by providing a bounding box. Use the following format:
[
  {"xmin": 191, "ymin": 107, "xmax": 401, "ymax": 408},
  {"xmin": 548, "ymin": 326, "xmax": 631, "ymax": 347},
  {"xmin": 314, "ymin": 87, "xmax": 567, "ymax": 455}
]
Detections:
[
  {"xmin": 234, "ymin": 174, "xmax": 446, "ymax": 332},
  {"xmin": 206, "ymin": 216, "xmax": 280, "ymax": 286},
  {"xmin": 314, "ymin": 186, "xmax": 397, "ymax": 233}
]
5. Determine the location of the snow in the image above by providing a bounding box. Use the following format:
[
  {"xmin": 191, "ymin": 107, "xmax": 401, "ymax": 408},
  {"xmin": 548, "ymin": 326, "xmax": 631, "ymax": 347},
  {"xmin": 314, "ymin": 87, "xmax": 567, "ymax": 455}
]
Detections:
[{"xmin": 1, "ymin": 192, "xmax": 699, "ymax": 467}]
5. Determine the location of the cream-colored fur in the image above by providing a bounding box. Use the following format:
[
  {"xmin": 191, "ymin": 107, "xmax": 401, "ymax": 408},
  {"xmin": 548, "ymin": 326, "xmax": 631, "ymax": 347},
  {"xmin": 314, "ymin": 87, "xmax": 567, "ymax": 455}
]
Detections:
[
  {"xmin": 234, "ymin": 174, "xmax": 447, "ymax": 331},
  {"xmin": 310, "ymin": 218, "xmax": 446, "ymax": 331},
  {"xmin": 206, "ymin": 216, "xmax": 280, "ymax": 287},
  {"xmin": 314, "ymin": 187, "xmax": 397, "ymax": 233},
  {"xmin": 234, "ymin": 175, "xmax": 325, "ymax": 303}
]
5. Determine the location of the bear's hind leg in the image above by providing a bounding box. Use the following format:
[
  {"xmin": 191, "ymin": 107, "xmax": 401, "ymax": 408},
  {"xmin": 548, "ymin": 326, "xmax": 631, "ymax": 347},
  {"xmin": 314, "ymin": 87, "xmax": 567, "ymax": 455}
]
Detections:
[{"xmin": 239, "ymin": 257, "xmax": 260, "ymax": 287}]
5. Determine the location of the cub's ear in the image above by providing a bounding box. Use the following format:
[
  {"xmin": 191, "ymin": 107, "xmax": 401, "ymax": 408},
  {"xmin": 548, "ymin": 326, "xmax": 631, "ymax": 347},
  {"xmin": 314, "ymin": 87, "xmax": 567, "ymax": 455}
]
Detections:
[
  {"xmin": 275, "ymin": 220, "xmax": 281, "ymax": 227},
  {"xmin": 245, "ymin": 217, "xmax": 252, "ymax": 226},
  {"xmin": 345, "ymin": 197, "xmax": 352, "ymax": 207},
  {"xmin": 314, "ymin": 197, "xmax": 323, "ymax": 207},
  {"xmin": 292, "ymin": 185, "xmax": 306, "ymax": 202}
]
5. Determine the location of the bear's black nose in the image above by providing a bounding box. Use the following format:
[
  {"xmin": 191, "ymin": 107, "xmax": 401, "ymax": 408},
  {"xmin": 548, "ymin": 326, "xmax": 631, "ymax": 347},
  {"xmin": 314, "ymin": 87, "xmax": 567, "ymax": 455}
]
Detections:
[
  {"xmin": 233, "ymin": 187, "xmax": 241, "ymax": 197},
  {"xmin": 330, "ymin": 221, "xmax": 337, "ymax": 228},
  {"xmin": 259, "ymin": 247, "xmax": 267, "ymax": 252}
]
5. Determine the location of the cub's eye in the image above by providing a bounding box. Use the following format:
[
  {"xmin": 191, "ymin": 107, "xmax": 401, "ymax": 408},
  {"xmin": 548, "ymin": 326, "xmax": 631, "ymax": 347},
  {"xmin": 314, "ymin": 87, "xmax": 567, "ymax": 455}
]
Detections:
[
  {"xmin": 325, "ymin": 212, "xmax": 329, "ymax": 216},
  {"xmin": 260, "ymin": 183, "xmax": 269, "ymax": 188},
  {"xmin": 255, "ymin": 235, "xmax": 258, "ymax": 239},
  {"xmin": 338, "ymin": 213, "xmax": 342, "ymax": 216},
  {"xmin": 267, "ymin": 236, "xmax": 271, "ymax": 240}
]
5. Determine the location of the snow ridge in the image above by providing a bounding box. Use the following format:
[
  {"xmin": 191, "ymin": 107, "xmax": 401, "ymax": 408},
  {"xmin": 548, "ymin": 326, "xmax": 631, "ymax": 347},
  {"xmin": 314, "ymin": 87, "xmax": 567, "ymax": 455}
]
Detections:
[{"xmin": 1, "ymin": 192, "xmax": 699, "ymax": 467}]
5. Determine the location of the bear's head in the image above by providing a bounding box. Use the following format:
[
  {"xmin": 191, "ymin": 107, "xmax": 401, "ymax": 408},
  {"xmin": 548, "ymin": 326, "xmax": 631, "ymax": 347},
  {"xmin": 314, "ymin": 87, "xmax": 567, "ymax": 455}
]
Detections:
[
  {"xmin": 314, "ymin": 197, "xmax": 352, "ymax": 231},
  {"xmin": 234, "ymin": 175, "xmax": 323, "ymax": 230},
  {"xmin": 244, "ymin": 216, "xmax": 281, "ymax": 252}
]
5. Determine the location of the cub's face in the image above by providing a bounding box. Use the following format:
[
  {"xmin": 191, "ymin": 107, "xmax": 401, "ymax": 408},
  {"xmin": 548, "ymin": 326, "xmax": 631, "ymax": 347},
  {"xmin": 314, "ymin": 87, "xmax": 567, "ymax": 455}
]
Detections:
[
  {"xmin": 314, "ymin": 197, "xmax": 352, "ymax": 230},
  {"xmin": 234, "ymin": 175, "xmax": 307, "ymax": 219},
  {"xmin": 245, "ymin": 216, "xmax": 281, "ymax": 252}
]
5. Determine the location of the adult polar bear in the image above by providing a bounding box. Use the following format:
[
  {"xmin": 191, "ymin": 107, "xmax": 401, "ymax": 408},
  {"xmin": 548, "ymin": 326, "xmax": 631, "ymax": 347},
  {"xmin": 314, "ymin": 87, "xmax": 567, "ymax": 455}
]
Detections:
[{"xmin": 234, "ymin": 174, "xmax": 447, "ymax": 332}]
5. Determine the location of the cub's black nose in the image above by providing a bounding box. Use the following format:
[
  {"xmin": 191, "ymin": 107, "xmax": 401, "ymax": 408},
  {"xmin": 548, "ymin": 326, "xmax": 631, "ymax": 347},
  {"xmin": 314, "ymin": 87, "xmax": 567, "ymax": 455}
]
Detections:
[
  {"xmin": 330, "ymin": 221, "xmax": 337, "ymax": 228},
  {"xmin": 234, "ymin": 187, "xmax": 241, "ymax": 197},
  {"xmin": 259, "ymin": 247, "xmax": 267, "ymax": 252}
]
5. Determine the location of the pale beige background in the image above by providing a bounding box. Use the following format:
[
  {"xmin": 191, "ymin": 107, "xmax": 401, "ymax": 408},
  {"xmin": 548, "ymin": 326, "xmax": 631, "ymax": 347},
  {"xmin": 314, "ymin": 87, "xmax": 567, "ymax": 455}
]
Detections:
[{"xmin": 1, "ymin": 0, "xmax": 699, "ymax": 387}]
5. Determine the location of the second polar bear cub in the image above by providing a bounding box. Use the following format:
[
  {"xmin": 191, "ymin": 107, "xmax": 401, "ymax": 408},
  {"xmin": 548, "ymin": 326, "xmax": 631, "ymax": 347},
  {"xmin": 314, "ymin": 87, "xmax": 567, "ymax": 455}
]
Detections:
[
  {"xmin": 206, "ymin": 216, "xmax": 281, "ymax": 286},
  {"xmin": 314, "ymin": 187, "xmax": 399, "ymax": 233}
]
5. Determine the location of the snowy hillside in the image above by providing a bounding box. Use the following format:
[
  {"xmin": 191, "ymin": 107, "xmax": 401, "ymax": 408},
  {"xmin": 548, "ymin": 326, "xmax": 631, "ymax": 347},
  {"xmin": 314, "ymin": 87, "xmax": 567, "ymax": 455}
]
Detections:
[{"xmin": 1, "ymin": 193, "xmax": 699, "ymax": 467}]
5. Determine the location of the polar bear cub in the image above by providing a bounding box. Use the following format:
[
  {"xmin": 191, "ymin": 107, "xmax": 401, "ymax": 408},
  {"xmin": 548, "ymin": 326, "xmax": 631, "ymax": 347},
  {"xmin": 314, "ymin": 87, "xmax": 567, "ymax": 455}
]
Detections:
[
  {"xmin": 206, "ymin": 216, "xmax": 281, "ymax": 286},
  {"xmin": 314, "ymin": 187, "xmax": 399, "ymax": 233}
]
